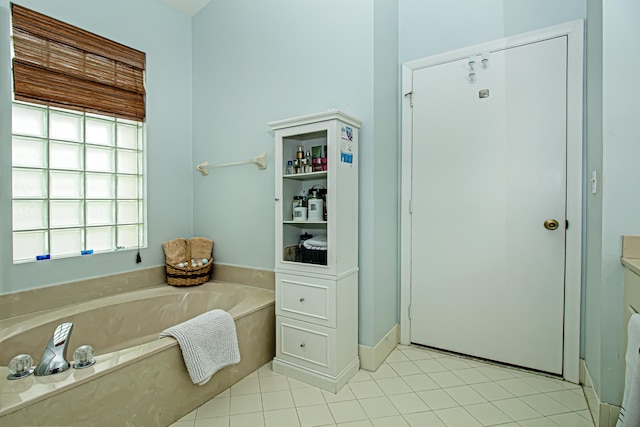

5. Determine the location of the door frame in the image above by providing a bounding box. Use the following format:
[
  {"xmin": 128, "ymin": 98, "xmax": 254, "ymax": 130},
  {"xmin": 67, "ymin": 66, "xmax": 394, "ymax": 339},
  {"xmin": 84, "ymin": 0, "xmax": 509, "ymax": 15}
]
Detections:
[{"xmin": 399, "ymin": 20, "xmax": 584, "ymax": 383}]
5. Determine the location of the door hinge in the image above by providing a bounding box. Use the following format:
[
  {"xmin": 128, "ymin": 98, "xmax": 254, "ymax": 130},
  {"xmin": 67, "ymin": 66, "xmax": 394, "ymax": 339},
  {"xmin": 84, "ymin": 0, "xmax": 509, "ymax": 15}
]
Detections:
[
  {"xmin": 409, "ymin": 200, "xmax": 413, "ymax": 214},
  {"xmin": 408, "ymin": 304, "xmax": 412, "ymax": 319},
  {"xmin": 405, "ymin": 92, "xmax": 414, "ymax": 107}
]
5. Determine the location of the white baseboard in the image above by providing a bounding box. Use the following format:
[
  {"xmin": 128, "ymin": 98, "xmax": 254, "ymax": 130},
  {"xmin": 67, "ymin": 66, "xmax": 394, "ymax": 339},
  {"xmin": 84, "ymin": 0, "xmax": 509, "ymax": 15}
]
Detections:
[
  {"xmin": 582, "ymin": 359, "xmax": 621, "ymax": 427},
  {"xmin": 272, "ymin": 357, "xmax": 359, "ymax": 393},
  {"xmin": 359, "ymin": 324, "xmax": 400, "ymax": 371}
]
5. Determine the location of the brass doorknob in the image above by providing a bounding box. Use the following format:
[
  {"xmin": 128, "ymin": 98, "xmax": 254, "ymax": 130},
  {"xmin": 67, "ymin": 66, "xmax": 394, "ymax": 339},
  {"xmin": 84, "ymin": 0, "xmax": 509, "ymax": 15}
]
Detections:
[{"xmin": 544, "ymin": 219, "xmax": 559, "ymax": 230}]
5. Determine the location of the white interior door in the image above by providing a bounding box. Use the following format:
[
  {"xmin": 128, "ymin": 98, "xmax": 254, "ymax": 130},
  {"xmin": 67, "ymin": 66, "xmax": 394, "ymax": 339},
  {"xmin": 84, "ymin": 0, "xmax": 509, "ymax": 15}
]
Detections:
[{"xmin": 409, "ymin": 36, "xmax": 568, "ymax": 374}]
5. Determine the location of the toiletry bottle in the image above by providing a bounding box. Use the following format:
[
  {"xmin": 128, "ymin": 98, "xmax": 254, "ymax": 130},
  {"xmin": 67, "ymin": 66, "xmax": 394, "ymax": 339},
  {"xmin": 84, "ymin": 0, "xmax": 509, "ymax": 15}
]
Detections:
[
  {"xmin": 305, "ymin": 150, "xmax": 312, "ymax": 173},
  {"xmin": 307, "ymin": 190, "xmax": 324, "ymax": 221},
  {"xmin": 286, "ymin": 160, "xmax": 293, "ymax": 175},
  {"xmin": 293, "ymin": 197, "xmax": 307, "ymax": 222},
  {"xmin": 292, "ymin": 196, "xmax": 303, "ymax": 220}
]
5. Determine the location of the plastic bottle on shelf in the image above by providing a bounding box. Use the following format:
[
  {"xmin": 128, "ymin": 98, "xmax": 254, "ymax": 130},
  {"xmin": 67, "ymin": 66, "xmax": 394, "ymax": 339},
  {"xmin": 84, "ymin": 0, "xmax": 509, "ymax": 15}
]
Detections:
[
  {"xmin": 285, "ymin": 160, "xmax": 293, "ymax": 175},
  {"xmin": 305, "ymin": 150, "xmax": 312, "ymax": 173},
  {"xmin": 292, "ymin": 196, "xmax": 304, "ymax": 220},
  {"xmin": 307, "ymin": 189, "xmax": 324, "ymax": 221},
  {"xmin": 293, "ymin": 197, "xmax": 307, "ymax": 222}
]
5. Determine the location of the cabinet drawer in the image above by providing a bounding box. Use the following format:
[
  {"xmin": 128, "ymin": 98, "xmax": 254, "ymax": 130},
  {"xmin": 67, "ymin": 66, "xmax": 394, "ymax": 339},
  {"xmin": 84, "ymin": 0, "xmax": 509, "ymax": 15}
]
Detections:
[
  {"xmin": 276, "ymin": 273, "xmax": 336, "ymax": 327},
  {"xmin": 276, "ymin": 316, "xmax": 335, "ymax": 373}
]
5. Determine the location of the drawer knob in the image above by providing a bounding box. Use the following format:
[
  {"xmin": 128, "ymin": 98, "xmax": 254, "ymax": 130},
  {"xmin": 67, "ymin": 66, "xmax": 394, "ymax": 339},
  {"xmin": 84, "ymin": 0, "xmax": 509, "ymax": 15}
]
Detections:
[
  {"xmin": 299, "ymin": 343, "xmax": 305, "ymax": 348},
  {"xmin": 299, "ymin": 297, "xmax": 305, "ymax": 302}
]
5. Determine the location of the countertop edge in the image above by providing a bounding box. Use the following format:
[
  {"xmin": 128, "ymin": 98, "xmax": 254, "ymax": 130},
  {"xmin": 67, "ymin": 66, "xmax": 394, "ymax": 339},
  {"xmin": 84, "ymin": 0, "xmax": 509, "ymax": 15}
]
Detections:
[{"xmin": 621, "ymin": 257, "xmax": 640, "ymax": 276}]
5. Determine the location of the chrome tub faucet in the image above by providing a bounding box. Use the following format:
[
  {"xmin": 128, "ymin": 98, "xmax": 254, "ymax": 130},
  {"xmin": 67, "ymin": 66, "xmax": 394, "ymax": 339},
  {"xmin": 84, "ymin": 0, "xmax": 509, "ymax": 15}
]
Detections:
[{"xmin": 34, "ymin": 322, "xmax": 73, "ymax": 376}]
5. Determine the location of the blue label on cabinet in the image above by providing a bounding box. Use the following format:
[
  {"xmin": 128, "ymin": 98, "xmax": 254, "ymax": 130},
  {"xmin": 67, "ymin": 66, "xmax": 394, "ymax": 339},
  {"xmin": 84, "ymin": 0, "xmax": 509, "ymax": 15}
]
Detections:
[{"xmin": 340, "ymin": 126, "xmax": 354, "ymax": 164}]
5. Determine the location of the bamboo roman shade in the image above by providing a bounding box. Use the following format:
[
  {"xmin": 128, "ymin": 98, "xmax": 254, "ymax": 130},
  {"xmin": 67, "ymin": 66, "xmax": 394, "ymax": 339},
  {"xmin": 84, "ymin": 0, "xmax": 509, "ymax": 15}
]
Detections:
[{"xmin": 11, "ymin": 4, "xmax": 146, "ymax": 121}]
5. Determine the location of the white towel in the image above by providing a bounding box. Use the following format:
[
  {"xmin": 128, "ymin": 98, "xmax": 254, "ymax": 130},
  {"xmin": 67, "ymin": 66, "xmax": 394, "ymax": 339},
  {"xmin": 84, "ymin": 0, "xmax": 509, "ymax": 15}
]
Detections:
[
  {"xmin": 160, "ymin": 309, "xmax": 240, "ymax": 385},
  {"xmin": 303, "ymin": 235, "xmax": 327, "ymax": 250},
  {"xmin": 618, "ymin": 313, "xmax": 640, "ymax": 426}
]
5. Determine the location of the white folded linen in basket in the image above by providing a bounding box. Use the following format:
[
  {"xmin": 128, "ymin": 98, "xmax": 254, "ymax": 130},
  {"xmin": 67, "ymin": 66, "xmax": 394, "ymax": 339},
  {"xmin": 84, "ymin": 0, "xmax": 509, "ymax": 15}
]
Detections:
[
  {"xmin": 303, "ymin": 235, "xmax": 327, "ymax": 250},
  {"xmin": 160, "ymin": 309, "xmax": 240, "ymax": 385}
]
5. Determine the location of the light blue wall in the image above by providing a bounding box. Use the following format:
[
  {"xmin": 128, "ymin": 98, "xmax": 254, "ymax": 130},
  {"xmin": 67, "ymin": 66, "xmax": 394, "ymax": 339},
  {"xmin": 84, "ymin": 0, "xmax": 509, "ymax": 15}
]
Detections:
[
  {"xmin": 0, "ymin": 0, "xmax": 193, "ymax": 294},
  {"xmin": 370, "ymin": 0, "xmax": 399, "ymax": 347},
  {"xmin": 583, "ymin": 0, "xmax": 640, "ymax": 407},
  {"xmin": 584, "ymin": 0, "xmax": 604, "ymax": 401},
  {"xmin": 191, "ymin": 0, "xmax": 589, "ymax": 351},
  {"xmin": 191, "ymin": 0, "xmax": 402, "ymax": 348},
  {"xmin": 399, "ymin": 0, "xmax": 505, "ymax": 63},
  {"xmin": 598, "ymin": 0, "xmax": 640, "ymax": 404},
  {"xmin": 400, "ymin": 0, "xmax": 586, "ymax": 63},
  {"xmin": 502, "ymin": 0, "xmax": 587, "ymax": 36},
  {"xmin": 191, "ymin": 0, "xmax": 373, "ymax": 269}
]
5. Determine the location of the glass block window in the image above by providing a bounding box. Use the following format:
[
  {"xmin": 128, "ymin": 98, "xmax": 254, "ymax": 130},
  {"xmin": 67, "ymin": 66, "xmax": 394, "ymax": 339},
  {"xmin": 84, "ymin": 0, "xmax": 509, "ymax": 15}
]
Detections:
[{"xmin": 11, "ymin": 102, "xmax": 146, "ymax": 263}]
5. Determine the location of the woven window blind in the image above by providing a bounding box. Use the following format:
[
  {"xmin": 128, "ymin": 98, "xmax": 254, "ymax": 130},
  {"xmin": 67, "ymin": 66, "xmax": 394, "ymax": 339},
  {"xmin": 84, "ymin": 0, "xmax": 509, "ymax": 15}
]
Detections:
[{"xmin": 11, "ymin": 4, "xmax": 146, "ymax": 121}]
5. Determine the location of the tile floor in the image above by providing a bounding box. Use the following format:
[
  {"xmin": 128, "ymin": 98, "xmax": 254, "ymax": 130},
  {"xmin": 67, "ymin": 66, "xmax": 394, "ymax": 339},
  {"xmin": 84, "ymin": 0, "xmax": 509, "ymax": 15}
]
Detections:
[{"xmin": 170, "ymin": 344, "xmax": 594, "ymax": 427}]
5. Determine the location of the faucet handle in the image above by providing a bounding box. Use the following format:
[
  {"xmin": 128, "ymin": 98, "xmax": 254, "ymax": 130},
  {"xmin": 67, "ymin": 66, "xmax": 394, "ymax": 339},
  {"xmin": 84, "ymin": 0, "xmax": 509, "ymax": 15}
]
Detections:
[
  {"xmin": 7, "ymin": 354, "xmax": 34, "ymax": 380},
  {"xmin": 73, "ymin": 345, "xmax": 95, "ymax": 369}
]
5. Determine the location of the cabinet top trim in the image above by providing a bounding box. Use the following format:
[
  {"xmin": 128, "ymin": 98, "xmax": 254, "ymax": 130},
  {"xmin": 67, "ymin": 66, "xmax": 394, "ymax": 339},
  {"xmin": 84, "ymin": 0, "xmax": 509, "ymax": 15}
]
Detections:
[{"xmin": 268, "ymin": 110, "xmax": 361, "ymax": 130}]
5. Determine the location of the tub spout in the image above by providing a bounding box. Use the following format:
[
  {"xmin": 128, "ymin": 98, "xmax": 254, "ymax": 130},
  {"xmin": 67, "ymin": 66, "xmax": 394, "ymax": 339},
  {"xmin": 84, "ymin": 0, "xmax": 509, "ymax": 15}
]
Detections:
[{"xmin": 34, "ymin": 322, "xmax": 73, "ymax": 376}]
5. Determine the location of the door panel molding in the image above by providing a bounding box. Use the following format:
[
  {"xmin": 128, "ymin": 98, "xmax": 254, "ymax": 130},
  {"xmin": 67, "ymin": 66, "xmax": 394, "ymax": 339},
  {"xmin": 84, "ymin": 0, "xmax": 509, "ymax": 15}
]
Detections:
[{"xmin": 399, "ymin": 20, "xmax": 584, "ymax": 383}]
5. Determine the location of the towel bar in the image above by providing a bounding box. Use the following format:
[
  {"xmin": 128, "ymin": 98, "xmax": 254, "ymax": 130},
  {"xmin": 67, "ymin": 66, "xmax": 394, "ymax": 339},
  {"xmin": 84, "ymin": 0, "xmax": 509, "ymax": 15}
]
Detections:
[{"xmin": 196, "ymin": 153, "xmax": 267, "ymax": 176}]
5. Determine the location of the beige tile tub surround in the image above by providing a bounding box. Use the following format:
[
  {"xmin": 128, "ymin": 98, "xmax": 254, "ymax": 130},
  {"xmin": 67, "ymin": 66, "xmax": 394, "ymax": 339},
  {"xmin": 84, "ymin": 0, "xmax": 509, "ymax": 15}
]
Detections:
[
  {"xmin": 622, "ymin": 235, "xmax": 640, "ymax": 258},
  {"xmin": 211, "ymin": 263, "xmax": 275, "ymax": 291},
  {"xmin": 0, "ymin": 281, "xmax": 276, "ymax": 426},
  {"xmin": 0, "ymin": 282, "xmax": 270, "ymax": 364},
  {"xmin": 0, "ymin": 266, "xmax": 167, "ymax": 321},
  {"xmin": 0, "ymin": 263, "xmax": 275, "ymax": 322}
]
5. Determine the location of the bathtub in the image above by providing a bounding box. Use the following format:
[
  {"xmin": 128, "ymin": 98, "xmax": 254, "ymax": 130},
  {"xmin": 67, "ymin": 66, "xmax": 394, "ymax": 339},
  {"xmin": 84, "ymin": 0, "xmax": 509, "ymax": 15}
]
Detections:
[{"xmin": 0, "ymin": 281, "xmax": 275, "ymax": 426}]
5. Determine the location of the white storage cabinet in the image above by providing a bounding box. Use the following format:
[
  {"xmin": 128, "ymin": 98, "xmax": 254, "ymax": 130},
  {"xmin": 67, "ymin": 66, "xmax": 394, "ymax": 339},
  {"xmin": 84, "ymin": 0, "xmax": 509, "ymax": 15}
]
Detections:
[{"xmin": 269, "ymin": 111, "xmax": 360, "ymax": 392}]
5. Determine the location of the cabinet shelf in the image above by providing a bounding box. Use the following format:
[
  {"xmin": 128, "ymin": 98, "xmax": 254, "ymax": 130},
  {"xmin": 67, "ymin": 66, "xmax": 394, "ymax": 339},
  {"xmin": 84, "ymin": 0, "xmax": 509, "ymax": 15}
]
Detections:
[
  {"xmin": 283, "ymin": 220, "xmax": 327, "ymax": 225},
  {"xmin": 280, "ymin": 260, "xmax": 329, "ymax": 268},
  {"xmin": 283, "ymin": 171, "xmax": 327, "ymax": 181}
]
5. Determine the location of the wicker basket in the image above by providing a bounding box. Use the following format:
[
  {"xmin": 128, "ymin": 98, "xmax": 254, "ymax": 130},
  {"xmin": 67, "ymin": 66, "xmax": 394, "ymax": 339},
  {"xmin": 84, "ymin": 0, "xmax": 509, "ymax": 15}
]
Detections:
[
  {"xmin": 164, "ymin": 238, "xmax": 213, "ymax": 287},
  {"xmin": 295, "ymin": 246, "xmax": 327, "ymax": 265}
]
